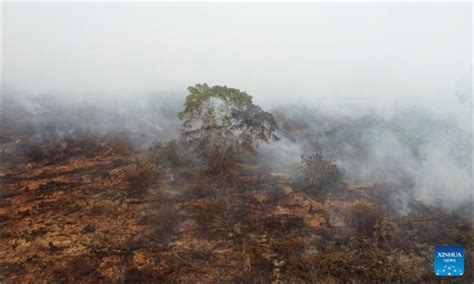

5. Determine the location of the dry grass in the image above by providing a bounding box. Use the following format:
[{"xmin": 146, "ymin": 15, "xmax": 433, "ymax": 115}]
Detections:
[{"xmin": 2, "ymin": 130, "xmax": 473, "ymax": 283}]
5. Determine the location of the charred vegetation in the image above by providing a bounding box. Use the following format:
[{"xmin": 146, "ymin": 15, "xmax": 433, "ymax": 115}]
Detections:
[{"xmin": 0, "ymin": 87, "xmax": 472, "ymax": 283}]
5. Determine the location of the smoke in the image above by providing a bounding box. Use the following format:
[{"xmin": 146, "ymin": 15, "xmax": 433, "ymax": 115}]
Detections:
[
  {"xmin": 2, "ymin": 83, "xmax": 471, "ymax": 213},
  {"xmin": 2, "ymin": 2, "xmax": 472, "ymax": 211},
  {"xmin": 1, "ymin": 91, "xmax": 183, "ymax": 149},
  {"xmin": 258, "ymin": 103, "xmax": 471, "ymax": 211}
]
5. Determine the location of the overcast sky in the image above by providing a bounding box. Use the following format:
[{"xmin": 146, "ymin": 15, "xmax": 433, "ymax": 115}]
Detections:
[{"xmin": 3, "ymin": 2, "xmax": 472, "ymax": 112}]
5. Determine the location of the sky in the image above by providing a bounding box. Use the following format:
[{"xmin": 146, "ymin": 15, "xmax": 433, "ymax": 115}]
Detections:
[{"xmin": 2, "ymin": 2, "xmax": 472, "ymax": 112}]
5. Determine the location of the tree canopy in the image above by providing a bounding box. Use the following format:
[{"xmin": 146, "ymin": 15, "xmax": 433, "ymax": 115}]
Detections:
[{"xmin": 179, "ymin": 83, "xmax": 279, "ymax": 173}]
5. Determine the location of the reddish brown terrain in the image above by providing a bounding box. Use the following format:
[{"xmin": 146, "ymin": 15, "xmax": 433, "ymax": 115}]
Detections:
[{"xmin": 0, "ymin": 112, "xmax": 472, "ymax": 283}]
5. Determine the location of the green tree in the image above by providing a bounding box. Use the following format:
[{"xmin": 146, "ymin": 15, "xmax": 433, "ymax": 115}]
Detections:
[{"xmin": 179, "ymin": 83, "xmax": 279, "ymax": 174}]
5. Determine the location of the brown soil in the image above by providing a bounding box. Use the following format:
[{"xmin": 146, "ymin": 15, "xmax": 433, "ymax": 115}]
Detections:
[{"xmin": 1, "ymin": 128, "xmax": 472, "ymax": 283}]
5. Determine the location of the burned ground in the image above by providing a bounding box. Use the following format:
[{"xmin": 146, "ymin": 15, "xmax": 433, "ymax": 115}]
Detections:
[{"xmin": 0, "ymin": 110, "xmax": 472, "ymax": 283}]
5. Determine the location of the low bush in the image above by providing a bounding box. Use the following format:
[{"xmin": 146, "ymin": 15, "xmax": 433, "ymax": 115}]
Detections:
[
  {"xmin": 148, "ymin": 139, "xmax": 184, "ymax": 167},
  {"xmin": 375, "ymin": 217, "xmax": 400, "ymax": 245},
  {"xmin": 345, "ymin": 200, "xmax": 381, "ymax": 236},
  {"xmin": 297, "ymin": 153, "xmax": 343, "ymax": 194},
  {"xmin": 102, "ymin": 136, "xmax": 131, "ymax": 156}
]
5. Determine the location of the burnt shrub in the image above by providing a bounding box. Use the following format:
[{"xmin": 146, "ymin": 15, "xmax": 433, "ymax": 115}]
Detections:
[
  {"xmin": 114, "ymin": 162, "xmax": 158, "ymax": 198},
  {"xmin": 374, "ymin": 217, "xmax": 400, "ymax": 245},
  {"xmin": 297, "ymin": 153, "xmax": 343, "ymax": 194},
  {"xmin": 180, "ymin": 176, "xmax": 217, "ymax": 200},
  {"xmin": 135, "ymin": 159, "xmax": 160, "ymax": 185},
  {"xmin": 316, "ymin": 243, "xmax": 415, "ymax": 283},
  {"xmin": 192, "ymin": 197, "xmax": 231, "ymax": 239},
  {"xmin": 345, "ymin": 200, "xmax": 382, "ymax": 236},
  {"xmin": 102, "ymin": 136, "xmax": 132, "ymax": 156},
  {"xmin": 263, "ymin": 215, "xmax": 306, "ymax": 238},
  {"xmin": 149, "ymin": 140, "xmax": 184, "ymax": 167}
]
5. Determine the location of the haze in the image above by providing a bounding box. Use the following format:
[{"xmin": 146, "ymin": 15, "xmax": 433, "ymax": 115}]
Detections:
[{"xmin": 3, "ymin": 2, "xmax": 471, "ymax": 113}]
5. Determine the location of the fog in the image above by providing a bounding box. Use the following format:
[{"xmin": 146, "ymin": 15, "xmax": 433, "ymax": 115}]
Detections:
[
  {"xmin": 4, "ymin": 3, "xmax": 471, "ymax": 109},
  {"xmin": 2, "ymin": 2, "xmax": 472, "ymax": 210}
]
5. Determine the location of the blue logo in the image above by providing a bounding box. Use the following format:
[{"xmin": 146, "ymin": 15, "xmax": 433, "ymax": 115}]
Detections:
[{"xmin": 434, "ymin": 245, "xmax": 464, "ymax": 276}]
